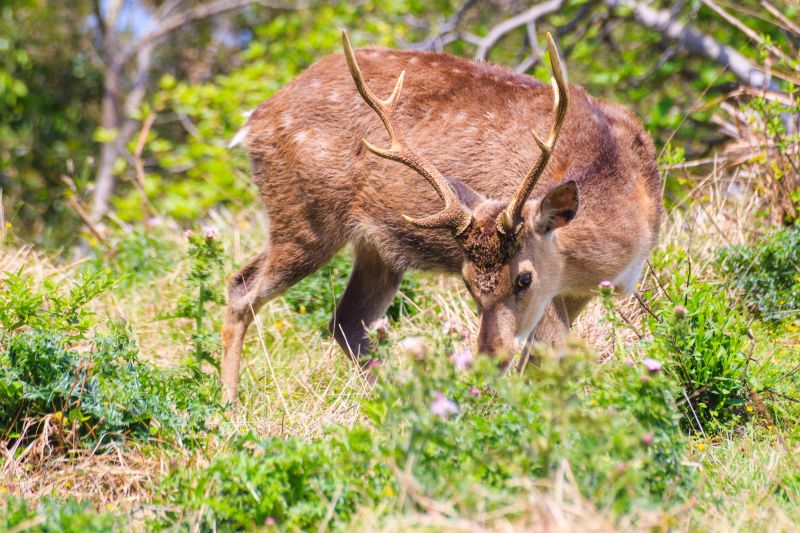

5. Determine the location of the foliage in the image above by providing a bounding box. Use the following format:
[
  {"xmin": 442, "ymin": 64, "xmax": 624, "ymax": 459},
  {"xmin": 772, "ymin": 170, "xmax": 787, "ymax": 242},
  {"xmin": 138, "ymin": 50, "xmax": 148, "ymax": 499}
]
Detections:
[
  {"xmin": 157, "ymin": 344, "xmax": 689, "ymax": 530},
  {"xmin": 719, "ymin": 226, "xmax": 800, "ymax": 321},
  {"xmin": 84, "ymin": 228, "xmax": 176, "ymax": 288},
  {"xmin": 161, "ymin": 229, "xmax": 225, "ymax": 369},
  {"xmin": 644, "ymin": 249, "xmax": 752, "ymax": 431},
  {"xmin": 0, "ymin": 268, "xmax": 221, "ymax": 447},
  {"xmin": 0, "ymin": 495, "xmax": 119, "ymax": 533}
]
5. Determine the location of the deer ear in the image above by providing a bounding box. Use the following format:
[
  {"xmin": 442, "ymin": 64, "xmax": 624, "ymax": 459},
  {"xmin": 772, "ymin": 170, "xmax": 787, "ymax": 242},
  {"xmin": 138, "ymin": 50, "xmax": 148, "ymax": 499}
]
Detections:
[
  {"xmin": 446, "ymin": 176, "xmax": 484, "ymax": 210},
  {"xmin": 535, "ymin": 180, "xmax": 579, "ymax": 234}
]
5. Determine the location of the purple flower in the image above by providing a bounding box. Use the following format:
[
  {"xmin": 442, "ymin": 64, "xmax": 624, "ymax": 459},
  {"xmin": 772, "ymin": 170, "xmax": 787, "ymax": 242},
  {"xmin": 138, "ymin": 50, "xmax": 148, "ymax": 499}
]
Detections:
[
  {"xmin": 449, "ymin": 349, "xmax": 473, "ymax": 371},
  {"xmin": 624, "ymin": 358, "xmax": 635, "ymax": 367},
  {"xmin": 203, "ymin": 226, "xmax": 219, "ymax": 240},
  {"xmin": 469, "ymin": 386, "xmax": 482, "ymax": 397},
  {"xmin": 674, "ymin": 305, "xmax": 687, "ymax": 318},
  {"xmin": 642, "ymin": 358, "xmax": 662, "ymax": 373},
  {"xmin": 369, "ymin": 317, "xmax": 389, "ymax": 341},
  {"xmin": 641, "ymin": 433, "xmax": 654, "ymax": 446},
  {"xmin": 183, "ymin": 229, "xmax": 194, "ymax": 239},
  {"xmin": 430, "ymin": 392, "xmax": 458, "ymax": 419},
  {"xmin": 598, "ymin": 280, "xmax": 614, "ymax": 295}
]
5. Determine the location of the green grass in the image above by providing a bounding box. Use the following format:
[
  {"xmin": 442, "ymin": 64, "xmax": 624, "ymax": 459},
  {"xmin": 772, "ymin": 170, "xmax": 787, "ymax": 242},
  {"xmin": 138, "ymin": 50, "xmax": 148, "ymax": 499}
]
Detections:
[{"xmin": 0, "ymin": 204, "xmax": 799, "ymax": 532}]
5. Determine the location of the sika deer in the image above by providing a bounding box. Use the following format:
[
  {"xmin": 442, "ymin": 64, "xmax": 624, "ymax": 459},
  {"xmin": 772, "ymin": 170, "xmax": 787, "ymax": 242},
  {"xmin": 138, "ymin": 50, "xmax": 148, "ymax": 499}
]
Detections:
[{"xmin": 221, "ymin": 31, "xmax": 662, "ymax": 403}]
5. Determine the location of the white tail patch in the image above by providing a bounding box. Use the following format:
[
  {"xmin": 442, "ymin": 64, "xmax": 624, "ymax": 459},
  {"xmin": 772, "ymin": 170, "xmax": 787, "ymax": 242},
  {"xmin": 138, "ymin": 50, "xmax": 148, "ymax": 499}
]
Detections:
[{"xmin": 228, "ymin": 125, "xmax": 251, "ymax": 148}]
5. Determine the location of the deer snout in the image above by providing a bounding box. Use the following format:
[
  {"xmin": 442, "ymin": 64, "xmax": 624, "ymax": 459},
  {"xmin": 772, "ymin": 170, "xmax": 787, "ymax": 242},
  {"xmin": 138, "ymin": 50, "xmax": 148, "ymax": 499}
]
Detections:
[{"xmin": 476, "ymin": 308, "xmax": 518, "ymax": 364}]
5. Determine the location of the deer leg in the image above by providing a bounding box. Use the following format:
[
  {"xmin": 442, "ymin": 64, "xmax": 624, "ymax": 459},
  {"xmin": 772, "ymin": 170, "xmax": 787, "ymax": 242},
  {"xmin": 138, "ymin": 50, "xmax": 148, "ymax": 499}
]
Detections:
[
  {"xmin": 221, "ymin": 242, "xmax": 338, "ymax": 405},
  {"xmin": 329, "ymin": 244, "xmax": 404, "ymax": 367}
]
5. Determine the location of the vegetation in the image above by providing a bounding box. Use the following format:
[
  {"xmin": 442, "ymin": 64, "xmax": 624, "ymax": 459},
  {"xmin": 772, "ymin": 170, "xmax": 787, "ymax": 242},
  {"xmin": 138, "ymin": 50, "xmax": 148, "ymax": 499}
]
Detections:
[{"xmin": 1, "ymin": 0, "xmax": 799, "ymax": 531}]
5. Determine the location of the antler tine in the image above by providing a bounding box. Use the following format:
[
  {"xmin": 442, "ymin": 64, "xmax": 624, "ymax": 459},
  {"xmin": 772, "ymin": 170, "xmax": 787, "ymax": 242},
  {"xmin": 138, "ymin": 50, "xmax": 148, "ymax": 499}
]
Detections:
[
  {"xmin": 342, "ymin": 31, "xmax": 473, "ymax": 236},
  {"xmin": 499, "ymin": 32, "xmax": 570, "ymax": 235}
]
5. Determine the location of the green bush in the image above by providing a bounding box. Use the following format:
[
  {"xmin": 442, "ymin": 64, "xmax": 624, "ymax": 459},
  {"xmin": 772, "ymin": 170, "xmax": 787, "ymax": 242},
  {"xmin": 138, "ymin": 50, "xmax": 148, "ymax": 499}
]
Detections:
[
  {"xmin": 0, "ymin": 268, "xmax": 221, "ymax": 448},
  {"xmin": 157, "ymin": 344, "xmax": 690, "ymax": 530},
  {"xmin": 719, "ymin": 226, "xmax": 800, "ymax": 321},
  {"xmin": 0, "ymin": 496, "xmax": 119, "ymax": 533},
  {"xmin": 646, "ymin": 250, "xmax": 752, "ymax": 431}
]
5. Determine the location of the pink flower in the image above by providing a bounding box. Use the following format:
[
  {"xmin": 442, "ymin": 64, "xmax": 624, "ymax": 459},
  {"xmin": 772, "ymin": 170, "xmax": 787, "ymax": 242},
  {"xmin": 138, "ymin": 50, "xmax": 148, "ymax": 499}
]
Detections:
[
  {"xmin": 369, "ymin": 317, "xmax": 389, "ymax": 341},
  {"xmin": 624, "ymin": 358, "xmax": 635, "ymax": 367},
  {"xmin": 674, "ymin": 305, "xmax": 687, "ymax": 318},
  {"xmin": 449, "ymin": 349, "xmax": 473, "ymax": 371},
  {"xmin": 265, "ymin": 517, "xmax": 276, "ymax": 526},
  {"xmin": 469, "ymin": 386, "xmax": 481, "ymax": 397},
  {"xmin": 183, "ymin": 229, "xmax": 193, "ymax": 239},
  {"xmin": 598, "ymin": 280, "xmax": 614, "ymax": 295},
  {"xmin": 641, "ymin": 433, "xmax": 654, "ymax": 446},
  {"xmin": 203, "ymin": 226, "xmax": 219, "ymax": 240},
  {"xmin": 400, "ymin": 336, "xmax": 428, "ymax": 360},
  {"xmin": 442, "ymin": 317, "xmax": 460, "ymax": 335},
  {"xmin": 642, "ymin": 358, "xmax": 662, "ymax": 373},
  {"xmin": 430, "ymin": 392, "xmax": 458, "ymax": 419}
]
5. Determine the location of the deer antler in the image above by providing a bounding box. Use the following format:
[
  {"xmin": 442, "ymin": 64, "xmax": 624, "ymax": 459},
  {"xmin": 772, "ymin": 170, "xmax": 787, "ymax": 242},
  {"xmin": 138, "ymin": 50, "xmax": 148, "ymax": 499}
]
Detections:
[
  {"xmin": 342, "ymin": 31, "xmax": 473, "ymax": 236},
  {"xmin": 498, "ymin": 33, "xmax": 570, "ymax": 236}
]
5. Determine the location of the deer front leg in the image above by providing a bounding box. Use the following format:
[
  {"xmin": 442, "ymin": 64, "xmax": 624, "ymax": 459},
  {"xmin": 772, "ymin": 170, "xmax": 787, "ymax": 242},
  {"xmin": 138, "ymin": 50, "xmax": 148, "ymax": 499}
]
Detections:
[{"xmin": 329, "ymin": 244, "xmax": 404, "ymax": 368}]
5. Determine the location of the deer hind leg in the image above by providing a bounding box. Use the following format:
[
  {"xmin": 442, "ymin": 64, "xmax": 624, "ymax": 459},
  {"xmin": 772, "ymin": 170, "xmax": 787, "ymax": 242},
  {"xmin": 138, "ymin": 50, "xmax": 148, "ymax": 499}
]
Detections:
[
  {"xmin": 221, "ymin": 241, "xmax": 339, "ymax": 405},
  {"xmin": 329, "ymin": 244, "xmax": 404, "ymax": 367}
]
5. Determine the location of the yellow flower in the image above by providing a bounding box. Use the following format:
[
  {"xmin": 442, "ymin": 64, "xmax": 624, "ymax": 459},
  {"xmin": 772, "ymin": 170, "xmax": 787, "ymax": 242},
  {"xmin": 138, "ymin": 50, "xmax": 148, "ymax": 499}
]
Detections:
[
  {"xmin": 103, "ymin": 268, "xmax": 112, "ymax": 275},
  {"xmin": 746, "ymin": 406, "xmax": 754, "ymax": 413},
  {"xmin": 0, "ymin": 486, "xmax": 6, "ymax": 494},
  {"xmin": 696, "ymin": 443, "xmax": 705, "ymax": 452},
  {"xmin": 4, "ymin": 222, "xmax": 11, "ymax": 229},
  {"xmin": 65, "ymin": 481, "xmax": 72, "ymax": 488},
  {"xmin": 106, "ymin": 503, "xmax": 114, "ymax": 511},
  {"xmin": 299, "ymin": 305, "xmax": 306, "ymax": 314},
  {"xmin": 275, "ymin": 320, "xmax": 283, "ymax": 329}
]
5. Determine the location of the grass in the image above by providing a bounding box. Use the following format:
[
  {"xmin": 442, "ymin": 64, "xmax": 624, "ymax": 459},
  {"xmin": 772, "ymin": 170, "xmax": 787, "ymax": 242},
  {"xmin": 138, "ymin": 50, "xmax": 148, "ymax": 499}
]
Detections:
[{"xmin": 0, "ymin": 165, "xmax": 799, "ymax": 531}]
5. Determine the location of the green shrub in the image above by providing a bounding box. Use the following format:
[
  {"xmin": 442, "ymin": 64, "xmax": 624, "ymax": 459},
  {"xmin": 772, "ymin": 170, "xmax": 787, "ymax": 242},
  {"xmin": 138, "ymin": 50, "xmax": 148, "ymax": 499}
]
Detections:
[
  {"xmin": 719, "ymin": 226, "xmax": 800, "ymax": 321},
  {"xmin": 84, "ymin": 228, "xmax": 176, "ymax": 288},
  {"xmin": 645, "ymin": 250, "xmax": 752, "ymax": 431},
  {"xmin": 157, "ymin": 343, "xmax": 690, "ymax": 530},
  {"xmin": 0, "ymin": 267, "xmax": 221, "ymax": 448},
  {"xmin": 0, "ymin": 495, "xmax": 119, "ymax": 532}
]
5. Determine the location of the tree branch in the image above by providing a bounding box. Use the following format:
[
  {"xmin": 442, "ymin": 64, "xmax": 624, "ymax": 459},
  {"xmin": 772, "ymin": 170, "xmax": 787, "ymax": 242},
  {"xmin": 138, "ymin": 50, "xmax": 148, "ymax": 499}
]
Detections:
[
  {"xmin": 466, "ymin": 0, "xmax": 565, "ymax": 60},
  {"xmin": 117, "ymin": 0, "xmax": 301, "ymax": 68},
  {"xmin": 605, "ymin": 0, "xmax": 779, "ymax": 91}
]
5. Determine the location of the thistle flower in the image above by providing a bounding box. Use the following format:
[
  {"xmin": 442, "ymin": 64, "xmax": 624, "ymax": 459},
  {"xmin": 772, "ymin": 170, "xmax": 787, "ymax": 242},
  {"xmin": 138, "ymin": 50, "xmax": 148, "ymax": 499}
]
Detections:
[
  {"xmin": 400, "ymin": 336, "xmax": 428, "ymax": 361},
  {"xmin": 642, "ymin": 358, "xmax": 662, "ymax": 372},
  {"xmin": 430, "ymin": 392, "xmax": 458, "ymax": 419},
  {"xmin": 641, "ymin": 433, "xmax": 654, "ymax": 446},
  {"xmin": 598, "ymin": 280, "xmax": 614, "ymax": 296},
  {"xmin": 449, "ymin": 349, "xmax": 473, "ymax": 370},
  {"xmin": 469, "ymin": 386, "xmax": 482, "ymax": 397},
  {"xmin": 183, "ymin": 229, "xmax": 193, "ymax": 239},
  {"xmin": 369, "ymin": 317, "xmax": 389, "ymax": 341},
  {"xmin": 203, "ymin": 226, "xmax": 219, "ymax": 240},
  {"xmin": 674, "ymin": 305, "xmax": 687, "ymax": 318}
]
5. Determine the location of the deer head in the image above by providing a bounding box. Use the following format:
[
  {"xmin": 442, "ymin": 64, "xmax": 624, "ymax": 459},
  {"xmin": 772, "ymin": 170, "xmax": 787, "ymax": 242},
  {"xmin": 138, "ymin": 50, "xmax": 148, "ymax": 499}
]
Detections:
[{"xmin": 342, "ymin": 31, "xmax": 576, "ymax": 361}]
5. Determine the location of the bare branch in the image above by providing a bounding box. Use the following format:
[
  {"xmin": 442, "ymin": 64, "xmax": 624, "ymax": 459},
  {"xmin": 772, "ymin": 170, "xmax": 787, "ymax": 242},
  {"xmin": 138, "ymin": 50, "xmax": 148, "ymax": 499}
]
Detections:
[
  {"xmin": 117, "ymin": 0, "xmax": 301, "ymax": 68},
  {"xmin": 605, "ymin": 0, "xmax": 780, "ymax": 91},
  {"xmin": 469, "ymin": 0, "xmax": 565, "ymax": 60},
  {"xmin": 406, "ymin": 0, "xmax": 478, "ymax": 51}
]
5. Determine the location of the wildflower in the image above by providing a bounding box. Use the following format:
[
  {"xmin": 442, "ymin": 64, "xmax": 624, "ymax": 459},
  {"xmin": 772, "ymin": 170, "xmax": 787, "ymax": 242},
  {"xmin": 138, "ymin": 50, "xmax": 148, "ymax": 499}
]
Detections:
[
  {"xmin": 203, "ymin": 226, "xmax": 219, "ymax": 240},
  {"xmin": 106, "ymin": 503, "xmax": 114, "ymax": 511},
  {"xmin": 400, "ymin": 336, "xmax": 428, "ymax": 361},
  {"xmin": 469, "ymin": 386, "xmax": 481, "ymax": 397},
  {"xmin": 274, "ymin": 320, "xmax": 284, "ymax": 329},
  {"xmin": 449, "ymin": 349, "xmax": 473, "ymax": 370},
  {"xmin": 674, "ymin": 305, "xmax": 687, "ymax": 318},
  {"xmin": 365, "ymin": 358, "xmax": 382, "ymax": 370},
  {"xmin": 369, "ymin": 317, "xmax": 389, "ymax": 341},
  {"xmin": 696, "ymin": 443, "xmax": 705, "ymax": 452},
  {"xmin": 614, "ymin": 462, "xmax": 628, "ymax": 473},
  {"xmin": 641, "ymin": 433, "xmax": 654, "ymax": 446},
  {"xmin": 299, "ymin": 305, "xmax": 307, "ymax": 314},
  {"xmin": 4, "ymin": 221, "xmax": 11, "ymax": 229},
  {"xmin": 746, "ymin": 406, "xmax": 754, "ymax": 413},
  {"xmin": 624, "ymin": 358, "xmax": 635, "ymax": 367},
  {"xmin": 184, "ymin": 229, "xmax": 193, "ymax": 239},
  {"xmin": 0, "ymin": 487, "xmax": 5, "ymax": 494},
  {"xmin": 641, "ymin": 358, "xmax": 662, "ymax": 373},
  {"xmin": 266, "ymin": 517, "xmax": 276, "ymax": 526},
  {"xmin": 103, "ymin": 268, "xmax": 112, "ymax": 275},
  {"xmin": 442, "ymin": 317, "xmax": 460, "ymax": 335},
  {"xmin": 430, "ymin": 392, "xmax": 458, "ymax": 419},
  {"xmin": 598, "ymin": 280, "xmax": 614, "ymax": 296},
  {"xmin": 65, "ymin": 481, "xmax": 72, "ymax": 489}
]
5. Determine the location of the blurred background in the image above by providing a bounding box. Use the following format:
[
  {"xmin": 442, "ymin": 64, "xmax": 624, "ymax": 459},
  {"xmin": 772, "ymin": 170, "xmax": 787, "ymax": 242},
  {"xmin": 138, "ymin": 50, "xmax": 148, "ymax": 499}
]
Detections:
[{"xmin": 1, "ymin": 0, "xmax": 797, "ymax": 249}]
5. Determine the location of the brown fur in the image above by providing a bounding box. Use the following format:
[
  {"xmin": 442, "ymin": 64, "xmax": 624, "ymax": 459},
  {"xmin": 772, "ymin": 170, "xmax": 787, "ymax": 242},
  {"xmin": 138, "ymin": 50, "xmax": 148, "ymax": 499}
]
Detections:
[{"xmin": 220, "ymin": 45, "xmax": 663, "ymax": 403}]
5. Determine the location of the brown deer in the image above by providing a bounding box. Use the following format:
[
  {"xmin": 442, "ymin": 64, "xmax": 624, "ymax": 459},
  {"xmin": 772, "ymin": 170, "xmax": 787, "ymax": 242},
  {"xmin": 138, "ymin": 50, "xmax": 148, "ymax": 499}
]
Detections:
[{"xmin": 221, "ymin": 31, "xmax": 662, "ymax": 403}]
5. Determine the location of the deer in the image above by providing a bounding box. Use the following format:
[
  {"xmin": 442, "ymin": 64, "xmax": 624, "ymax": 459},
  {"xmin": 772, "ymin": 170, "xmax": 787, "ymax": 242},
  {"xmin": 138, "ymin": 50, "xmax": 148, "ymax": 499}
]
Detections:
[{"xmin": 220, "ymin": 31, "xmax": 663, "ymax": 403}]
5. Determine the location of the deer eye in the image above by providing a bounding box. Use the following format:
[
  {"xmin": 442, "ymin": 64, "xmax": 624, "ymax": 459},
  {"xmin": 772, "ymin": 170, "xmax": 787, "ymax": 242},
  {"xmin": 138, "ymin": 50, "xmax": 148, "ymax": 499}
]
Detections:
[{"xmin": 515, "ymin": 272, "xmax": 533, "ymax": 293}]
